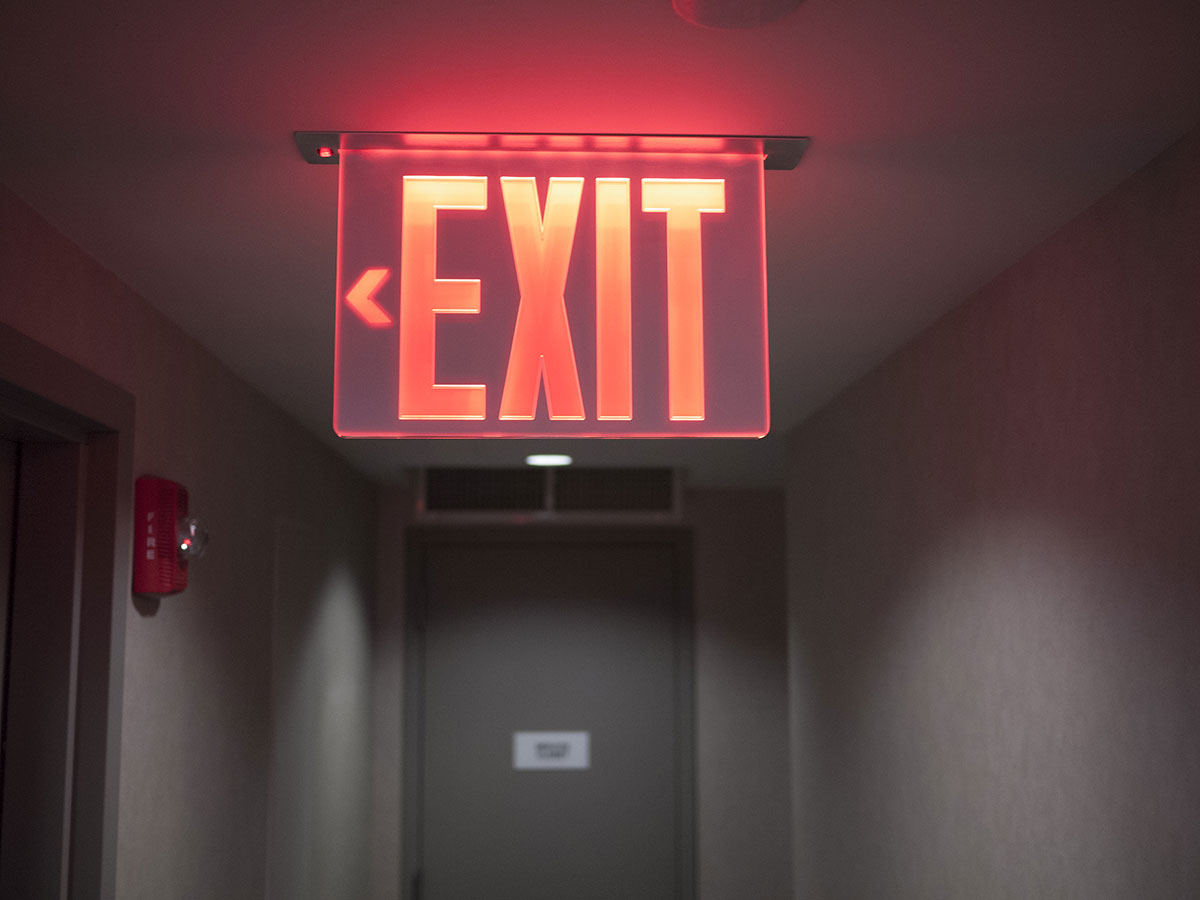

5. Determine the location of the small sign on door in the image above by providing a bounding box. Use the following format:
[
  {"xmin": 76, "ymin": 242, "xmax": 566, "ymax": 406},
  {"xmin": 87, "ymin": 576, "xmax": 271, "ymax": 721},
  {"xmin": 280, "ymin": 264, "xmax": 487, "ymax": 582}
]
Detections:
[{"xmin": 513, "ymin": 731, "xmax": 590, "ymax": 771}]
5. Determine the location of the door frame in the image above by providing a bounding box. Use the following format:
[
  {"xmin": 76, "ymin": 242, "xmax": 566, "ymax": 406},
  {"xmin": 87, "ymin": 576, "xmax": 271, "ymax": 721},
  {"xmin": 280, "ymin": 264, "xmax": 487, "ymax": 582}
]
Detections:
[
  {"xmin": 0, "ymin": 322, "xmax": 134, "ymax": 900},
  {"xmin": 402, "ymin": 525, "xmax": 696, "ymax": 900}
]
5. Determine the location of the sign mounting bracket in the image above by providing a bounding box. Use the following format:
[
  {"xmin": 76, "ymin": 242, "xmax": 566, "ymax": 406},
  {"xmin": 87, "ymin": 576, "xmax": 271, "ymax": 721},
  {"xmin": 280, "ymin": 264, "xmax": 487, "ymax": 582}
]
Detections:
[{"xmin": 293, "ymin": 131, "xmax": 808, "ymax": 170}]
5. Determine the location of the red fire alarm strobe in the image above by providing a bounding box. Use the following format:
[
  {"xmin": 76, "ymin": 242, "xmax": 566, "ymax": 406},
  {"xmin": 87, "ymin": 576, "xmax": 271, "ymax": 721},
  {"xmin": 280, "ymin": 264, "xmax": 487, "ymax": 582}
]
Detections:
[
  {"xmin": 314, "ymin": 132, "xmax": 807, "ymax": 439},
  {"xmin": 133, "ymin": 476, "xmax": 208, "ymax": 596}
]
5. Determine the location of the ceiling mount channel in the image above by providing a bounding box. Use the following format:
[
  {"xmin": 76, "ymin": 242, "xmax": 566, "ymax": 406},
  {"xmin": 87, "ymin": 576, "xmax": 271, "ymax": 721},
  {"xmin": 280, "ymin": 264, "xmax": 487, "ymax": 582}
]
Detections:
[{"xmin": 293, "ymin": 132, "xmax": 809, "ymax": 171}]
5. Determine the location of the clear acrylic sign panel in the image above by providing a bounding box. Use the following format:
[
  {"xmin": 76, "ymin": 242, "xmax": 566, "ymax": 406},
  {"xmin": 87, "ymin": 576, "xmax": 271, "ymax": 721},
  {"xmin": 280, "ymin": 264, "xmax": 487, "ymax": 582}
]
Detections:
[{"xmin": 334, "ymin": 133, "xmax": 770, "ymax": 438}]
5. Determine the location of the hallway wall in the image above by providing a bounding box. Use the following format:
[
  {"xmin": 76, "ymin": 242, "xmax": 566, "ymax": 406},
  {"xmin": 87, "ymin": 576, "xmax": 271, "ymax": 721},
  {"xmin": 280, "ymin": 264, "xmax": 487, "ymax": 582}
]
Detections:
[
  {"xmin": 0, "ymin": 187, "xmax": 377, "ymax": 900},
  {"xmin": 785, "ymin": 126, "xmax": 1200, "ymax": 898},
  {"xmin": 689, "ymin": 489, "xmax": 792, "ymax": 900}
]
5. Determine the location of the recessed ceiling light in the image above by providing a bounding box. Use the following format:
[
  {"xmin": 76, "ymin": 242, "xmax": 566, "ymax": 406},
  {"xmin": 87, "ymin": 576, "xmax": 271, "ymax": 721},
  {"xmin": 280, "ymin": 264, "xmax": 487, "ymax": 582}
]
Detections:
[{"xmin": 525, "ymin": 454, "xmax": 573, "ymax": 467}]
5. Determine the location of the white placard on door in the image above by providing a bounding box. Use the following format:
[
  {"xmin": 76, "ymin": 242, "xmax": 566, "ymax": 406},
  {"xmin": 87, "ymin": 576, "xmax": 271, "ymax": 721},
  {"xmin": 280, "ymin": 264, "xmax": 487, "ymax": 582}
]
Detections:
[{"xmin": 513, "ymin": 731, "xmax": 590, "ymax": 771}]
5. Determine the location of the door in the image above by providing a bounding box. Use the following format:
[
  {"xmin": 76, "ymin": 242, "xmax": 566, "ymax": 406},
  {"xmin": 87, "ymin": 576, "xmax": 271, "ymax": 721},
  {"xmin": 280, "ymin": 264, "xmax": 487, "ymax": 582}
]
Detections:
[
  {"xmin": 0, "ymin": 329, "xmax": 135, "ymax": 900},
  {"xmin": 408, "ymin": 531, "xmax": 693, "ymax": 900},
  {"xmin": 0, "ymin": 438, "xmax": 15, "ymax": 749}
]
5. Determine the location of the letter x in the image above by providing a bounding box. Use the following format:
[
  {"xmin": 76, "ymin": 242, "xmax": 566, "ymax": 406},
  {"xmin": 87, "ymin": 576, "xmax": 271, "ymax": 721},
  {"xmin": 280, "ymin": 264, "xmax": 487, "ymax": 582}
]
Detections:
[{"xmin": 498, "ymin": 177, "xmax": 586, "ymax": 420}]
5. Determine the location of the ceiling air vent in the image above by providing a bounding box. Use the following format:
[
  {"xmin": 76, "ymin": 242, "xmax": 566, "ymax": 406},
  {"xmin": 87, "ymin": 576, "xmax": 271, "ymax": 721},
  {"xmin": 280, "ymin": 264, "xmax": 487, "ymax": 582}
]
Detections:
[
  {"xmin": 555, "ymin": 468, "xmax": 674, "ymax": 512},
  {"xmin": 417, "ymin": 467, "xmax": 679, "ymax": 519},
  {"xmin": 423, "ymin": 468, "xmax": 545, "ymax": 512}
]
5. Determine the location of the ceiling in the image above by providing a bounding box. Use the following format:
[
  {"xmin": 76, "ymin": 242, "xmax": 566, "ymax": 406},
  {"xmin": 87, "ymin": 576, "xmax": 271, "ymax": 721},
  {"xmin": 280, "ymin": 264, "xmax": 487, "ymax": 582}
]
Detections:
[{"xmin": 3, "ymin": 0, "xmax": 1199, "ymax": 486}]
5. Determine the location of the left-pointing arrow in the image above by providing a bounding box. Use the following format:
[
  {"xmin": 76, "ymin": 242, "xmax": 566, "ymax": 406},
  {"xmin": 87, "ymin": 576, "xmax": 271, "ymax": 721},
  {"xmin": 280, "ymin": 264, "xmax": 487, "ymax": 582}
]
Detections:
[{"xmin": 346, "ymin": 267, "xmax": 393, "ymax": 327}]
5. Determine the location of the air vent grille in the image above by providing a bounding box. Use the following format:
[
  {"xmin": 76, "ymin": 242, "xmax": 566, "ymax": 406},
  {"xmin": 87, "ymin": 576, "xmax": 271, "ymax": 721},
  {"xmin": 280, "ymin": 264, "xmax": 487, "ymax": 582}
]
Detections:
[
  {"xmin": 418, "ymin": 467, "xmax": 679, "ymax": 518},
  {"xmin": 555, "ymin": 468, "xmax": 674, "ymax": 512},
  {"xmin": 424, "ymin": 468, "xmax": 545, "ymax": 511}
]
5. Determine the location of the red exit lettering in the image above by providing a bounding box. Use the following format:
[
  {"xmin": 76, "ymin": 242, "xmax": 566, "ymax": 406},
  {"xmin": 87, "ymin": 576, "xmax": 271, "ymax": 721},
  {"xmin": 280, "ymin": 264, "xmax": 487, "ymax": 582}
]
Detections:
[{"xmin": 345, "ymin": 175, "xmax": 725, "ymax": 423}]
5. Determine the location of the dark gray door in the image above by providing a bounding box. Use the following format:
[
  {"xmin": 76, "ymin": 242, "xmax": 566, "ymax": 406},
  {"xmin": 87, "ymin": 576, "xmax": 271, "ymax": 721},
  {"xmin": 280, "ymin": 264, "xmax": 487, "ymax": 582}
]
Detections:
[
  {"xmin": 0, "ymin": 438, "xmax": 15, "ymax": 743},
  {"xmin": 410, "ymin": 533, "xmax": 693, "ymax": 900}
]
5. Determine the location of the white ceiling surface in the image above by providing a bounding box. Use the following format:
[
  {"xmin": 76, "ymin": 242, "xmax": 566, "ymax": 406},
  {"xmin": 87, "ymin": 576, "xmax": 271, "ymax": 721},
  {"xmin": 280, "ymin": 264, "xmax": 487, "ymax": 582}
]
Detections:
[{"xmin": 3, "ymin": 0, "xmax": 1199, "ymax": 486}]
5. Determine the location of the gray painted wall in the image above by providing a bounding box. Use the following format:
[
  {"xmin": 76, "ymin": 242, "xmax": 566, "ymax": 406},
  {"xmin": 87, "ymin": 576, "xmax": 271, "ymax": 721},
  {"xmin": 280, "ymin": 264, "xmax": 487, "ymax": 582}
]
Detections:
[
  {"xmin": 370, "ymin": 486, "xmax": 412, "ymax": 900},
  {"xmin": 371, "ymin": 488, "xmax": 793, "ymax": 900},
  {"xmin": 689, "ymin": 489, "xmax": 792, "ymax": 900},
  {"xmin": 786, "ymin": 126, "xmax": 1200, "ymax": 898},
  {"xmin": 0, "ymin": 187, "xmax": 377, "ymax": 900}
]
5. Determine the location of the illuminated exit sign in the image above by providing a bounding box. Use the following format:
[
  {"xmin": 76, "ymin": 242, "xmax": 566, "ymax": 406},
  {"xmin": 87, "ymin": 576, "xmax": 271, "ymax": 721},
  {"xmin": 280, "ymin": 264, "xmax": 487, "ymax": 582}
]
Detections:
[{"xmin": 297, "ymin": 132, "xmax": 806, "ymax": 438}]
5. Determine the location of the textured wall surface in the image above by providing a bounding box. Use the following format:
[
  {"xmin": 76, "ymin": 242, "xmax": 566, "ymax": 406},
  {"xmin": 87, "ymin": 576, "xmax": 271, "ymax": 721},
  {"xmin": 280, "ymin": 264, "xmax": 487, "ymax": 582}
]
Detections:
[
  {"xmin": 0, "ymin": 187, "xmax": 377, "ymax": 900},
  {"xmin": 786, "ymin": 127, "xmax": 1200, "ymax": 898}
]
